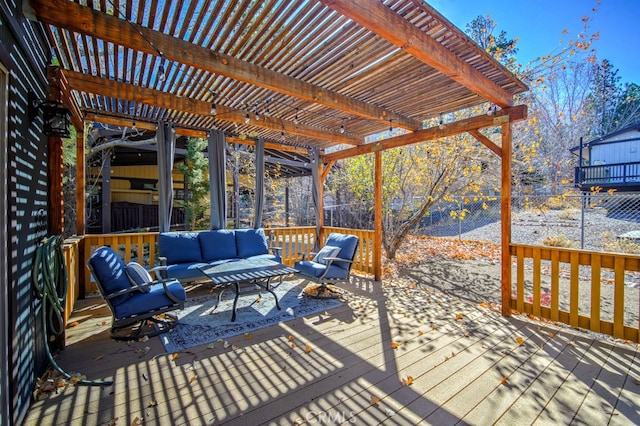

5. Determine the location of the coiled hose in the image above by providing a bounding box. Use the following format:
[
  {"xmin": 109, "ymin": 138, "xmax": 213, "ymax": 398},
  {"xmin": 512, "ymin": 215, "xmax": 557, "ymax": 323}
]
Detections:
[{"xmin": 32, "ymin": 235, "xmax": 112, "ymax": 387}]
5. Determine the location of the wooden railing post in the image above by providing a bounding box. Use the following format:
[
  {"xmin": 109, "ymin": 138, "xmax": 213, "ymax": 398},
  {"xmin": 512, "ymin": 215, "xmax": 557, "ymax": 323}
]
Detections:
[{"xmin": 501, "ymin": 123, "xmax": 513, "ymax": 316}]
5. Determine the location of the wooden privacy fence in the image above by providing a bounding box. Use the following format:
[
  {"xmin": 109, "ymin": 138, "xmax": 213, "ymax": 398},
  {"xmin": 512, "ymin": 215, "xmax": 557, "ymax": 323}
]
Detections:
[
  {"xmin": 78, "ymin": 227, "xmax": 375, "ymax": 293},
  {"xmin": 510, "ymin": 243, "xmax": 640, "ymax": 342}
]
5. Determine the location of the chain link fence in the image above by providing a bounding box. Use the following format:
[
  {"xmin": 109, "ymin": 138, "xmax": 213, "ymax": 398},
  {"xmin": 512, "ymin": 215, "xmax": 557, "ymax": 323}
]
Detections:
[{"xmin": 420, "ymin": 192, "xmax": 640, "ymax": 253}]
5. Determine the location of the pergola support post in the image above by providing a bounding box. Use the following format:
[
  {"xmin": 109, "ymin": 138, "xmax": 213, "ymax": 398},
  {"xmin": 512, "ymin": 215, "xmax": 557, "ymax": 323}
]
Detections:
[
  {"xmin": 374, "ymin": 151, "xmax": 383, "ymax": 281},
  {"xmin": 501, "ymin": 122, "xmax": 513, "ymax": 316},
  {"xmin": 75, "ymin": 129, "xmax": 86, "ymax": 298}
]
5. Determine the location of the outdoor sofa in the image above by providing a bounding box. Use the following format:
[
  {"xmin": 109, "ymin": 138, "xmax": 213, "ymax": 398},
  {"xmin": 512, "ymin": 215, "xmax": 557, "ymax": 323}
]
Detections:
[{"xmin": 158, "ymin": 228, "xmax": 282, "ymax": 282}]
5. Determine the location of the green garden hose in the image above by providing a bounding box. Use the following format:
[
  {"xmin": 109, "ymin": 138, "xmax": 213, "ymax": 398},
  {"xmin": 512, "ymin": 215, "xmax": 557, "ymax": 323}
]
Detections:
[{"xmin": 32, "ymin": 234, "xmax": 112, "ymax": 387}]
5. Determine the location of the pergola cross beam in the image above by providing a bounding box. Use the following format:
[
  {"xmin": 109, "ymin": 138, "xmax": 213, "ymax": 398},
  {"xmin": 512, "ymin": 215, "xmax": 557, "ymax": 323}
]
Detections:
[{"xmin": 30, "ymin": 0, "xmax": 423, "ymax": 131}]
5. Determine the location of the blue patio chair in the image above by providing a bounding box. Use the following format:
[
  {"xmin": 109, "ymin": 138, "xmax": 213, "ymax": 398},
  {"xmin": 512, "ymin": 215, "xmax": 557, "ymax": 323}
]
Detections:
[
  {"xmin": 88, "ymin": 246, "xmax": 187, "ymax": 340},
  {"xmin": 294, "ymin": 233, "xmax": 359, "ymax": 297}
]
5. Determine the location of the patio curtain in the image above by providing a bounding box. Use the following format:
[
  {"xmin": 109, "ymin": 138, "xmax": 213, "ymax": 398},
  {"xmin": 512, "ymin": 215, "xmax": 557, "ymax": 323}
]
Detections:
[
  {"xmin": 311, "ymin": 147, "xmax": 321, "ymax": 250},
  {"xmin": 157, "ymin": 121, "xmax": 175, "ymax": 233},
  {"xmin": 208, "ymin": 129, "xmax": 227, "ymax": 230},
  {"xmin": 253, "ymin": 137, "xmax": 265, "ymax": 228}
]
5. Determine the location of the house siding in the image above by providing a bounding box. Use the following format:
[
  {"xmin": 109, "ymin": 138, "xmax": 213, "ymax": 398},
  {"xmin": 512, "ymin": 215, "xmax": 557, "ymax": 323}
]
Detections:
[{"xmin": 0, "ymin": 3, "xmax": 52, "ymax": 425}]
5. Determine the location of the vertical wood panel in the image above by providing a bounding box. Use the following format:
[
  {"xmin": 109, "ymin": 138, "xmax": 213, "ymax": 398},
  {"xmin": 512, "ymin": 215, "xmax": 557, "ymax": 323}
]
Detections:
[
  {"xmin": 570, "ymin": 251, "xmax": 579, "ymax": 327},
  {"xmin": 550, "ymin": 249, "xmax": 560, "ymax": 321},
  {"xmin": 533, "ymin": 247, "xmax": 541, "ymax": 317},
  {"xmin": 374, "ymin": 151, "xmax": 382, "ymax": 281},
  {"xmin": 613, "ymin": 256, "xmax": 625, "ymax": 338},
  {"xmin": 591, "ymin": 253, "xmax": 601, "ymax": 333},
  {"xmin": 516, "ymin": 246, "xmax": 524, "ymax": 313}
]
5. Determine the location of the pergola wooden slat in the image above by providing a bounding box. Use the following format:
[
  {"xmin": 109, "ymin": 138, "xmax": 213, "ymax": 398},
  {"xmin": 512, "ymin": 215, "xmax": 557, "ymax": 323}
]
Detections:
[{"xmin": 30, "ymin": 0, "xmax": 528, "ymax": 314}]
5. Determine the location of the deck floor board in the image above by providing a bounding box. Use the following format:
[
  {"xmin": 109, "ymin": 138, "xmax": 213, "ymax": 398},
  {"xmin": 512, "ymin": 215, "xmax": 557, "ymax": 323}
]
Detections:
[{"xmin": 24, "ymin": 276, "xmax": 640, "ymax": 425}]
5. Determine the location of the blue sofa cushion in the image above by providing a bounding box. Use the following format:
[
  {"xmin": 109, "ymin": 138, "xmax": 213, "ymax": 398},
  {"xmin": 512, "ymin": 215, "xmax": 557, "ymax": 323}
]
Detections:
[
  {"xmin": 165, "ymin": 262, "xmax": 209, "ymax": 281},
  {"xmin": 89, "ymin": 246, "xmax": 132, "ymax": 306},
  {"xmin": 113, "ymin": 280, "xmax": 186, "ymax": 319},
  {"xmin": 159, "ymin": 232, "xmax": 203, "ymax": 264},
  {"xmin": 246, "ymin": 253, "xmax": 281, "ymax": 263},
  {"xmin": 294, "ymin": 260, "xmax": 348, "ymax": 279},
  {"xmin": 199, "ymin": 229, "xmax": 238, "ymax": 262},
  {"xmin": 235, "ymin": 228, "xmax": 269, "ymax": 258}
]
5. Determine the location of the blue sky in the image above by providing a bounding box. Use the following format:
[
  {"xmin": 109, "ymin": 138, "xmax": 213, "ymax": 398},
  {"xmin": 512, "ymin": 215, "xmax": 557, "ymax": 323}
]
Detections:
[{"xmin": 430, "ymin": 0, "xmax": 640, "ymax": 85}]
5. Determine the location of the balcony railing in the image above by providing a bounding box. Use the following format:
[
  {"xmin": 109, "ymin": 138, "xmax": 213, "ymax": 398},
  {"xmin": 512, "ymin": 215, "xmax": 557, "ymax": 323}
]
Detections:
[{"xmin": 575, "ymin": 161, "xmax": 640, "ymax": 189}]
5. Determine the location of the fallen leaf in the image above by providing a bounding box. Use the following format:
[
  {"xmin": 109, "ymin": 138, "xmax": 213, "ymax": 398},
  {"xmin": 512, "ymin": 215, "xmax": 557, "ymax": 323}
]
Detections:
[
  {"xmin": 500, "ymin": 377, "xmax": 508, "ymax": 385},
  {"xmin": 107, "ymin": 419, "xmax": 118, "ymax": 426},
  {"xmin": 206, "ymin": 343, "xmax": 215, "ymax": 350},
  {"xmin": 101, "ymin": 321, "xmax": 107, "ymax": 326},
  {"xmin": 305, "ymin": 345, "xmax": 312, "ymax": 353},
  {"xmin": 255, "ymin": 297, "xmax": 261, "ymax": 303},
  {"xmin": 245, "ymin": 333, "xmax": 254, "ymax": 340},
  {"xmin": 68, "ymin": 321, "xmax": 79, "ymax": 328},
  {"xmin": 172, "ymin": 353, "xmax": 179, "ymax": 360},
  {"xmin": 370, "ymin": 394, "xmax": 380, "ymax": 405},
  {"xmin": 291, "ymin": 343, "xmax": 296, "ymax": 349},
  {"xmin": 455, "ymin": 313, "xmax": 464, "ymax": 320},
  {"xmin": 223, "ymin": 341, "xmax": 230, "ymax": 349},
  {"xmin": 548, "ymin": 332, "xmax": 555, "ymax": 338},
  {"xmin": 516, "ymin": 337, "xmax": 524, "ymax": 346},
  {"xmin": 288, "ymin": 335, "xmax": 295, "ymax": 341},
  {"xmin": 418, "ymin": 330, "xmax": 424, "ymax": 336},
  {"xmin": 402, "ymin": 376, "xmax": 414, "ymax": 386},
  {"xmin": 189, "ymin": 375, "xmax": 197, "ymax": 383},
  {"xmin": 147, "ymin": 400, "xmax": 158, "ymax": 407},
  {"xmin": 130, "ymin": 416, "xmax": 142, "ymax": 426},
  {"xmin": 391, "ymin": 342, "xmax": 400, "ymax": 349}
]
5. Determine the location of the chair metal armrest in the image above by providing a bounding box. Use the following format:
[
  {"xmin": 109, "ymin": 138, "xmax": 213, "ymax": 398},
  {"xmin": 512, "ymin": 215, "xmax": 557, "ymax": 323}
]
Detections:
[
  {"xmin": 157, "ymin": 279, "xmax": 184, "ymax": 305},
  {"xmin": 318, "ymin": 257, "xmax": 354, "ymax": 279},
  {"xmin": 148, "ymin": 265, "xmax": 168, "ymax": 280},
  {"xmin": 269, "ymin": 246, "xmax": 282, "ymax": 256},
  {"xmin": 298, "ymin": 251, "xmax": 317, "ymax": 261}
]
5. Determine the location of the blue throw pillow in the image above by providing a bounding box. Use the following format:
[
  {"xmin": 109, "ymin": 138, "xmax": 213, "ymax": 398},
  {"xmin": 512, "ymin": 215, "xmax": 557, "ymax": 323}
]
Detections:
[
  {"xmin": 199, "ymin": 230, "xmax": 238, "ymax": 261},
  {"xmin": 159, "ymin": 232, "xmax": 203, "ymax": 263},
  {"xmin": 235, "ymin": 228, "xmax": 269, "ymax": 258},
  {"xmin": 313, "ymin": 245, "xmax": 341, "ymax": 265},
  {"xmin": 125, "ymin": 262, "xmax": 152, "ymax": 293}
]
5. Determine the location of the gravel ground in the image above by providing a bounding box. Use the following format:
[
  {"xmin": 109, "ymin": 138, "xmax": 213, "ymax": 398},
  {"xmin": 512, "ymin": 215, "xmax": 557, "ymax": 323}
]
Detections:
[{"xmin": 459, "ymin": 207, "xmax": 640, "ymax": 251}]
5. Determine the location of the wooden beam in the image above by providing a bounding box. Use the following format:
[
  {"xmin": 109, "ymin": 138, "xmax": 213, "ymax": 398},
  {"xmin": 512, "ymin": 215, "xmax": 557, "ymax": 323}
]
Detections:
[
  {"xmin": 81, "ymin": 111, "xmax": 310, "ymax": 155},
  {"xmin": 63, "ymin": 70, "xmax": 361, "ymax": 146},
  {"xmin": 31, "ymin": 0, "xmax": 422, "ymax": 131},
  {"xmin": 319, "ymin": 0, "xmax": 515, "ymax": 108},
  {"xmin": 46, "ymin": 67, "xmax": 64, "ymax": 236},
  {"xmin": 75, "ymin": 130, "xmax": 85, "ymax": 235},
  {"xmin": 501, "ymin": 122, "xmax": 513, "ymax": 316},
  {"xmin": 321, "ymin": 160, "xmax": 336, "ymax": 183},
  {"xmin": 469, "ymin": 129, "xmax": 502, "ymax": 157},
  {"xmin": 374, "ymin": 151, "xmax": 383, "ymax": 281},
  {"xmin": 322, "ymin": 105, "xmax": 527, "ymax": 162}
]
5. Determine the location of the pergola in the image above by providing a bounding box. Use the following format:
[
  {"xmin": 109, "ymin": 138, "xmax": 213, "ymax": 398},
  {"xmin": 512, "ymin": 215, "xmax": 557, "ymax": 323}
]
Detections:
[{"xmin": 30, "ymin": 0, "xmax": 527, "ymax": 312}]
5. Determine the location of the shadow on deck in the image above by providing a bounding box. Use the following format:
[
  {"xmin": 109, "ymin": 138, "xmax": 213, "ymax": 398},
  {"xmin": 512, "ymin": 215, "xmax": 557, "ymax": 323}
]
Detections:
[{"xmin": 25, "ymin": 274, "xmax": 640, "ymax": 425}]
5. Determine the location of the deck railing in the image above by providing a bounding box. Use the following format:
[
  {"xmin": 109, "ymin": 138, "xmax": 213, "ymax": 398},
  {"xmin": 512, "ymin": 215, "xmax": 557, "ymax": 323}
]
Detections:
[
  {"xmin": 510, "ymin": 243, "xmax": 640, "ymax": 342},
  {"xmin": 575, "ymin": 161, "xmax": 640, "ymax": 187},
  {"xmin": 78, "ymin": 227, "xmax": 375, "ymax": 294}
]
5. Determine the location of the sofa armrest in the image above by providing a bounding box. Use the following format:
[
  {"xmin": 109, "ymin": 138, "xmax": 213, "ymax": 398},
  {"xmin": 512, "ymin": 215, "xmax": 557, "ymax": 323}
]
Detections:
[
  {"xmin": 149, "ymin": 264, "xmax": 168, "ymax": 280},
  {"xmin": 298, "ymin": 251, "xmax": 318, "ymax": 261},
  {"xmin": 269, "ymin": 246, "xmax": 282, "ymax": 256}
]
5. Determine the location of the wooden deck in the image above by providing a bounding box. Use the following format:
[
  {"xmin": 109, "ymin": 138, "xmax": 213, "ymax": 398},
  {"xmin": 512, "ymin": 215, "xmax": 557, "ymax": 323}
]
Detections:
[{"xmin": 25, "ymin": 275, "xmax": 640, "ymax": 425}]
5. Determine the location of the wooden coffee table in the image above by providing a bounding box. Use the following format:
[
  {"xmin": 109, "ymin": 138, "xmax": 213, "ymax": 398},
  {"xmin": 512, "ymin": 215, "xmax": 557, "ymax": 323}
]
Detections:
[{"xmin": 198, "ymin": 259, "xmax": 297, "ymax": 322}]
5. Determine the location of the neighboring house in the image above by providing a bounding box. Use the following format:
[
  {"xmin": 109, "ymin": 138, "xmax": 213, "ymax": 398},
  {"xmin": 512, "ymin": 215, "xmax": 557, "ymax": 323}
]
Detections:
[{"xmin": 572, "ymin": 125, "xmax": 640, "ymax": 192}]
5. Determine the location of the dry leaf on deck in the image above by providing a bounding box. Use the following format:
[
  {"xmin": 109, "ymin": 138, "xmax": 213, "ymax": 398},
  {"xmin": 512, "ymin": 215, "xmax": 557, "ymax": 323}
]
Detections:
[
  {"xmin": 305, "ymin": 345, "xmax": 312, "ymax": 353},
  {"xmin": 500, "ymin": 377, "xmax": 508, "ymax": 385},
  {"xmin": 245, "ymin": 333, "xmax": 254, "ymax": 340},
  {"xmin": 69, "ymin": 321, "xmax": 79, "ymax": 327},
  {"xmin": 172, "ymin": 353, "xmax": 179, "ymax": 360},
  {"xmin": 418, "ymin": 330, "xmax": 424, "ymax": 336},
  {"xmin": 147, "ymin": 400, "xmax": 158, "ymax": 407},
  {"xmin": 548, "ymin": 332, "xmax": 555, "ymax": 338},
  {"xmin": 189, "ymin": 375, "xmax": 197, "ymax": 383},
  {"xmin": 402, "ymin": 376, "xmax": 414, "ymax": 386},
  {"xmin": 455, "ymin": 313, "xmax": 464, "ymax": 320},
  {"xmin": 107, "ymin": 418, "xmax": 118, "ymax": 426},
  {"xmin": 391, "ymin": 342, "xmax": 400, "ymax": 349},
  {"xmin": 369, "ymin": 394, "xmax": 380, "ymax": 405},
  {"xmin": 515, "ymin": 337, "xmax": 524, "ymax": 346},
  {"xmin": 130, "ymin": 416, "xmax": 142, "ymax": 426},
  {"xmin": 290, "ymin": 343, "xmax": 296, "ymax": 349},
  {"xmin": 288, "ymin": 335, "xmax": 295, "ymax": 341}
]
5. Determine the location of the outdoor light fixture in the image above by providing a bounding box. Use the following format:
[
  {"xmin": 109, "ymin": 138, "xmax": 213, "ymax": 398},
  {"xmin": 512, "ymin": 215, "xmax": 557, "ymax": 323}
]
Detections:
[
  {"xmin": 211, "ymin": 101, "xmax": 217, "ymax": 116},
  {"xmin": 28, "ymin": 90, "xmax": 71, "ymax": 138}
]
